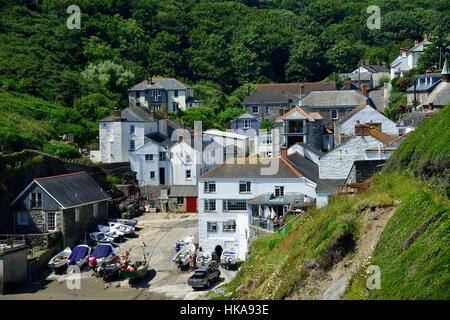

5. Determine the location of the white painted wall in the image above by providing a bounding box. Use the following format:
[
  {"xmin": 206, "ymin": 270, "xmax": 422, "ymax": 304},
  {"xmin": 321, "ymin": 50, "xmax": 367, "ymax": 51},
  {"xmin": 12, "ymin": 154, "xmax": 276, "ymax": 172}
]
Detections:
[
  {"xmin": 130, "ymin": 142, "xmax": 167, "ymax": 186},
  {"xmin": 319, "ymin": 135, "xmax": 383, "ymax": 180},
  {"xmin": 287, "ymin": 144, "xmax": 320, "ymax": 164},
  {"xmin": 316, "ymin": 192, "xmax": 330, "ymax": 208},
  {"xmin": 198, "ymin": 177, "xmax": 317, "ymax": 260}
]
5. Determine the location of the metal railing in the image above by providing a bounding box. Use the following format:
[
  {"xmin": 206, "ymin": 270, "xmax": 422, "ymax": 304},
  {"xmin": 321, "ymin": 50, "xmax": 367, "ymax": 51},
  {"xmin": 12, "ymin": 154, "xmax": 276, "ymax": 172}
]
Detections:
[{"xmin": 0, "ymin": 234, "xmax": 26, "ymax": 251}]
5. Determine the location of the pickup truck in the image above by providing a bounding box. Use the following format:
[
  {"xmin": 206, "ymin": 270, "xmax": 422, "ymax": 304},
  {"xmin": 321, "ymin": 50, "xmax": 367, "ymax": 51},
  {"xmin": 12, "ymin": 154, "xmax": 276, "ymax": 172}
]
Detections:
[{"xmin": 188, "ymin": 267, "xmax": 220, "ymax": 289}]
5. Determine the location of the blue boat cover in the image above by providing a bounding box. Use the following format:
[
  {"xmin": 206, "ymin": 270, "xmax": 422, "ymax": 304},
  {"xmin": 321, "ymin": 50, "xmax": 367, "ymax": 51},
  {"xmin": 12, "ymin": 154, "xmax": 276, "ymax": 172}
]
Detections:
[
  {"xmin": 91, "ymin": 244, "xmax": 113, "ymax": 258},
  {"xmin": 68, "ymin": 246, "xmax": 89, "ymax": 264}
]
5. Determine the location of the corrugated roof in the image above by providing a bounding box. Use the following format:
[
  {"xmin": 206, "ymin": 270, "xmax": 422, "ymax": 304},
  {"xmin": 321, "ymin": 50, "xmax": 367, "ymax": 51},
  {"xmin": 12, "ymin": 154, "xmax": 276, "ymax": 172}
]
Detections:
[{"xmin": 35, "ymin": 172, "xmax": 110, "ymax": 208}]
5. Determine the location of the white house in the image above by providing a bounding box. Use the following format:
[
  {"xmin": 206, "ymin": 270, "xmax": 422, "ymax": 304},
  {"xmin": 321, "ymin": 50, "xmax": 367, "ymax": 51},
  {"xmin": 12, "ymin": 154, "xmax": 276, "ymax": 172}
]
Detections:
[
  {"xmin": 128, "ymin": 77, "xmax": 205, "ymax": 111},
  {"xmin": 99, "ymin": 107, "xmax": 157, "ymax": 163},
  {"xmin": 203, "ymin": 129, "xmax": 250, "ymax": 159},
  {"xmin": 334, "ymin": 104, "xmax": 399, "ymax": 145},
  {"xmin": 390, "ymin": 37, "xmax": 430, "ymax": 79},
  {"xmin": 198, "ymin": 151, "xmax": 318, "ymax": 261}
]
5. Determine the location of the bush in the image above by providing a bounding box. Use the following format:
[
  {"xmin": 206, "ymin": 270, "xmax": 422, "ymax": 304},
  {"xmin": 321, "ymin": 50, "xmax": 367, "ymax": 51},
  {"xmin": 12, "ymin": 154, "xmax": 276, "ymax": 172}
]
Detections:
[{"xmin": 42, "ymin": 142, "xmax": 81, "ymax": 159}]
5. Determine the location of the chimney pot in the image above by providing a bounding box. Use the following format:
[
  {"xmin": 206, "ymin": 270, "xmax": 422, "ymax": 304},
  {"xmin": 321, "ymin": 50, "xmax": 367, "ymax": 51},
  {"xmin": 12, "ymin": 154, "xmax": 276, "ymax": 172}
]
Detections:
[
  {"xmin": 147, "ymin": 74, "xmax": 152, "ymax": 85},
  {"xmin": 300, "ymin": 84, "xmax": 305, "ymax": 96},
  {"xmin": 164, "ymin": 105, "xmax": 168, "ymax": 118},
  {"xmin": 382, "ymin": 61, "xmax": 386, "ymax": 68},
  {"xmin": 344, "ymin": 78, "xmax": 351, "ymax": 89},
  {"xmin": 113, "ymin": 108, "xmax": 122, "ymax": 122},
  {"xmin": 280, "ymin": 146, "xmax": 287, "ymax": 158},
  {"xmin": 362, "ymin": 84, "xmax": 367, "ymax": 97}
]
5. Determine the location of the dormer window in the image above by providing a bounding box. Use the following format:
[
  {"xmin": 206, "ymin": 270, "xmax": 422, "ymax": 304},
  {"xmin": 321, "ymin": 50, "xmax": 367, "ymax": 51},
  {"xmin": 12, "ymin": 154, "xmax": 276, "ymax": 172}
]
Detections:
[
  {"xmin": 252, "ymin": 106, "xmax": 259, "ymax": 114},
  {"xmin": 30, "ymin": 192, "xmax": 42, "ymax": 208},
  {"xmin": 275, "ymin": 186, "xmax": 284, "ymax": 198},
  {"xmin": 243, "ymin": 120, "xmax": 251, "ymax": 129}
]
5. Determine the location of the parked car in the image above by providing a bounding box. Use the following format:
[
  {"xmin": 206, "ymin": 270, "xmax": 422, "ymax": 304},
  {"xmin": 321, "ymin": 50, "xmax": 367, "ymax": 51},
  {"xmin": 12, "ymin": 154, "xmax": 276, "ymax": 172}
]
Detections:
[{"xmin": 188, "ymin": 267, "xmax": 220, "ymax": 289}]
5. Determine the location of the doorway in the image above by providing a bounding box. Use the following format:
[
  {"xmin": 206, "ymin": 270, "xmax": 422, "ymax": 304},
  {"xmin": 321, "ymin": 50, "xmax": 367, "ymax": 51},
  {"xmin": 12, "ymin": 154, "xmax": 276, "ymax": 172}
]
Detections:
[
  {"xmin": 159, "ymin": 168, "xmax": 165, "ymax": 185},
  {"xmin": 214, "ymin": 245, "xmax": 223, "ymax": 261}
]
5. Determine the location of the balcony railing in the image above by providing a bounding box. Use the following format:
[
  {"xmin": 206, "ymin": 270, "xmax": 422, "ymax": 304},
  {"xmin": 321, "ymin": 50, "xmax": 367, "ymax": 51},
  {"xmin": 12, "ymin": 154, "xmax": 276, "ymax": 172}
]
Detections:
[
  {"xmin": 249, "ymin": 216, "xmax": 275, "ymax": 232},
  {"xmin": 0, "ymin": 234, "xmax": 26, "ymax": 251}
]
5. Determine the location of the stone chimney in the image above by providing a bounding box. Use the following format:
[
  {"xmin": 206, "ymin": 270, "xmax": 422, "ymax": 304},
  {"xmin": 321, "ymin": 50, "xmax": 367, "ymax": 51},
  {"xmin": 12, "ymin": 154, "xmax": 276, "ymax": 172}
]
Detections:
[
  {"xmin": 163, "ymin": 105, "xmax": 168, "ymax": 118},
  {"xmin": 365, "ymin": 58, "xmax": 369, "ymax": 65},
  {"xmin": 245, "ymin": 85, "xmax": 250, "ymax": 98},
  {"xmin": 300, "ymin": 84, "xmax": 305, "ymax": 96},
  {"xmin": 367, "ymin": 63, "xmax": 371, "ymax": 72},
  {"xmin": 279, "ymin": 106, "xmax": 284, "ymax": 116},
  {"xmin": 344, "ymin": 78, "xmax": 351, "ymax": 90},
  {"xmin": 377, "ymin": 58, "xmax": 380, "ymax": 66},
  {"xmin": 113, "ymin": 108, "xmax": 122, "ymax": 122},
  {"xmin": 150, "ymin": 105, "xmax": 155, "ymax": 119},
  {"xmin": 382, "ymin": 61, "xmax": 386, "ymax": 68},
  {"xmin": 424, "ymin": 34, "xmax": 427, "ymax": 41},
  {"xmin": 355, "ymin": 121, "xmax": 369, "ymax": 136},
  {"xmin": 280, "ymin": 146, "xmax": 287, "ymax": 158},
  {"xmin": 147, "ymin": 74, "xmax": 152, "ymax": 85}
]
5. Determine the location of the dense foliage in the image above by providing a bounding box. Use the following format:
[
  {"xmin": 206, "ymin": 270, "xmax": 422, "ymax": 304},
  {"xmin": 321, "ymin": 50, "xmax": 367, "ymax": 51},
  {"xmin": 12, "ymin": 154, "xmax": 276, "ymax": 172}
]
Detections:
[{"xmin": 0, "ymin": 0, "xmax": 448, "ymax": 155}]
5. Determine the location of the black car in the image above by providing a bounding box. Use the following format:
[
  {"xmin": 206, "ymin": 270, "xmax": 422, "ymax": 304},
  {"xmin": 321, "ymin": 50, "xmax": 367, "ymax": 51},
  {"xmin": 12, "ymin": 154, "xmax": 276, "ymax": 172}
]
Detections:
[{"xmin": 188, "ymin": 267, "xmax": 221, "ymax": 289}]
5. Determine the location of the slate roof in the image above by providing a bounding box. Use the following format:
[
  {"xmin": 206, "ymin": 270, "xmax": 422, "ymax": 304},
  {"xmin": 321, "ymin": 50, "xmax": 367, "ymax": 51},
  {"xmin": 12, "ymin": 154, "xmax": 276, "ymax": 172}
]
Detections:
[
  {"xmin": 199, "ymin": 157, "xmax": 303, "ymax": 179},
  {"xmin": 425, "ymin": 82, "xmax": 450, "ymax": 107},
  {"xmin": 285, "ymin": 153, "xmax": 319, "ymax": 183},
  {"xmin": 405, "ymin": 74, "xmax": 442, "ymax": 93},
  {"xmin": 274, "ymin": 106, "xmax": 315, "ymax": 123},
  {"xmin": 129, "ymin": 78, "xmax": 191, "ymax": 91},
  {"xmin": 237, "ymin": 112, "xmax": 258, "ymax": 120},
  {"xmin": 300, "ymin": 90, "xmax": 367, "ymax": 107},
  {"xmin": 255, "ymin": 82, "xmax": 336, "ymax": 96},
  {"xmin": 244, "ymin": 90, "xmax": 293, "ymax": 104},
  {"xmin": 144, "ymin": 132, "xmax": 175, "ymax": 148},
  {"xmin": 169, "ymin": 185, "xmax": 198, "ymax": 197},
  {"xmin": 360, "ymin": 63, "xmax": 390, "ymax": 73},
  {"xmin": 100, "ymin": 107, "xmax": 155, "ymax": 122},
  {"xmin": 291, "ymin": 142, "xmax": 325, "ymax": 157},
  {"xmin": 248, "ymin": 192, "xmax": 307, "ymax": 205},
  {"xmin": 34, "ymin": 172, "xmax": 110, "ymax": 208},
  {"xmin": 316, "ymin": 179, "xmax": 346, "ymax": 193}
]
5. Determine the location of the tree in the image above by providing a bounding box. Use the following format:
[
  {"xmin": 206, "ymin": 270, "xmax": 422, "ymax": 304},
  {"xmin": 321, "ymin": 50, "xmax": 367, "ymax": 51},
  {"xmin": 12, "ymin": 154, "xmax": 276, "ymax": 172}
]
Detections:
[{"xmin": 81, "ymin": 60, "xmax": 135, "ymax": 94}]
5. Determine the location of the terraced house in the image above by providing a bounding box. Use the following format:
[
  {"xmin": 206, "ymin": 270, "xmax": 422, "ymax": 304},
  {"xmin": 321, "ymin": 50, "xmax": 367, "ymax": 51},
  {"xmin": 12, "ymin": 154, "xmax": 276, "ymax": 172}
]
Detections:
[{"xmin": 128, "ymin": 76, "xmax": 205, "ymax": 111}]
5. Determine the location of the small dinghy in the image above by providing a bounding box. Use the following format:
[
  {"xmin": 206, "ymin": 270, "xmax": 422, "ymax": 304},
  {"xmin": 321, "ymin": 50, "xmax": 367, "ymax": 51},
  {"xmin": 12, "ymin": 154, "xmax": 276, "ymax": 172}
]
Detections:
[
  {"xmin": 121, "ymin": 243, "xmax": 149, "ymax": 284},
  {"xmin": 108, "ymin": 218, "xmax": 138, "ymax": 227},
  {"xmin": 88, "ymin": 244, "xmax": 115, "ymax": 269},
  {"xmin": 175, "ymin": 234, "xmax": 194, "ymax": 251},
  {"xmin": 67, "ymin": 244, "xmax": 91, "ymax": 269},
  {"xmin": 220, "ymin": 248, "xmax": 239, "ymax": 270},
  {"xmin": 89, "ymin": 232, "xmax": 114, "ymax": 244},
  {"xmin": 108, "ymin": 222, "xmax": 135, "ymax": 235},
  {"xmin": 48, "ymin": 247, "xmax": 72, "ymax": 270},
  {"xmin": 173, "ymin": 242, "xmax": 196, "ymax": 269},
  {"xmin": 195, "ymin": 251, "xmax": 212, "ymax": 268},
  {"xmin": 98, "ymin": 225, "xmax": 125, "ymax": 238}
]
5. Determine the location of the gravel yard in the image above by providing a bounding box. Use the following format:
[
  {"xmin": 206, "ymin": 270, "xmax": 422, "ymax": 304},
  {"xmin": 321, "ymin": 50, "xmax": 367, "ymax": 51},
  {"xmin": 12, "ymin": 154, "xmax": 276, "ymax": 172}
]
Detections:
[{"xmin": 0, "ymin": 212, "xmax": 236, "ymax": 300}]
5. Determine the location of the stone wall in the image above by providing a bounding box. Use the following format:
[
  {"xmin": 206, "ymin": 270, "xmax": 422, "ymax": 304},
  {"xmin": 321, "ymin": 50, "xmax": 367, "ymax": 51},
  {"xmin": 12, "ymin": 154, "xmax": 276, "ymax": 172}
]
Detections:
[
  {"xmin": 248, "ymin": 225, "xmax": 273, "ymax": 249},
  {"xmin": 0, "ymin": 245, "xmax": 28, "ymax": 294}
]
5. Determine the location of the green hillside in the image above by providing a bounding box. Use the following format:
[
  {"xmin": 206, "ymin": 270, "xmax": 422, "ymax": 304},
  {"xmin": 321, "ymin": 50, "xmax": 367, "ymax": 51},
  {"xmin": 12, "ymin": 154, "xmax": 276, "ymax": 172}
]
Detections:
[{"xmin": 212, "ymin": 106, "xmax": 449, "ymax": 300}]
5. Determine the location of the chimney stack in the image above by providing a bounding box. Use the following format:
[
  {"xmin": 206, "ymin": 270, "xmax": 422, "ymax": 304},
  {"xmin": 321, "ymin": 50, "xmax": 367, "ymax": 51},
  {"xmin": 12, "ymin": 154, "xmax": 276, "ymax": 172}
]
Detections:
[
  {"xmin": 428, "ymin": 103, "xmax": 434, "ymax": 111},
  {"xmin": 377, "ymin": 58, "xmax": 380, "ymax": 66},
  {"xmin": 113, "ymin": 108, "xmax": 122, "ymax": 122},
  {"xmin": 150, "ymin": 105, "xmax": 155, "ymax": 119},
  {"xmin": 355, "ymin": 121, "xmax": 369, "ymax": 136},
  {"xmin": 300, "ymin": 84, "xmax": 305, "ymax": 96},
  {"xmin": 164, "ymin": 105, "xmax": 168, "ymax": 118},
  {"xmin": 382, "ymin": 61, "xmax": 386, "ymax": 68},
  {"xmin": 147, "ymin": 74, "xmax": 152, "ymax": 85},
  {"xmin": 280, "ymin": 146, "xmax": 287, "ymax": 158},
  {"xmin": 362, "ymin": 84, "xmax": 367, "ymax": 97},
  {"xmin": 365, "ymin": 59, "xmax": 369, "ymax": 65},
  {"xmin": 367, "ymin": 64, "xmax": 371, "ymax": 72},
  {"xmin": 424, "ymin": 34, "xmax": 427, "ymax": 41},
  {"xmin": 245, "ymin": 85, "xmax": 250, "ymax": 98}
]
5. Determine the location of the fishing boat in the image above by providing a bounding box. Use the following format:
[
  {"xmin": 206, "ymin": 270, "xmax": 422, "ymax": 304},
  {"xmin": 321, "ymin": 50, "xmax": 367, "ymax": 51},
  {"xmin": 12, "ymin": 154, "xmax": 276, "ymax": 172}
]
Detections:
[
  {"xmin": 89, "ymin": 231, "xmax": 114, "ymax": 244},
  {"xmin": 220, "ymin": 248, "xmax": 239, "ymax": 269},
  {"xmin": 195, "ymin": 251, "xmax": 212, "ymax": 267},
  {"xmin": 108, "ymin": 222, "xmax": 135, "ymax": 235},
  {"xmin": 108, "ymin": 218, "xmax": 138, "ymax": 227},
  {"xmin": 120, "ymin": 242, "xmax": 149, "ymax": 284},
  {"xmin": 173, "ymin": 242, "xmax": 196, "ymax": 269},
  {"xmin": 48, "ymin": 247, "xmax": 72, "ymax": 270},
  {"xmin": 67, "ymin": 244, "xmax": 91, "ymax": 269},
  {"xmin": 88, "ymin": 244, "xmax": 115, "ymax": 269},
  {"xmin": 98, "ymin": 225, "xmax": 125, "ymax": 238},
  {"xmin": 175, "ymin": 234, "xmax": 194, "ymax": 251}
]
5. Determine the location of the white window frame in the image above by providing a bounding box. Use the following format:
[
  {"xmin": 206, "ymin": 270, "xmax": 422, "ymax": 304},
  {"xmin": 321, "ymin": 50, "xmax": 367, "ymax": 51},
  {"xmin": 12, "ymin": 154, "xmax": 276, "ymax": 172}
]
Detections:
[
  {"xmin": 129, "ymin": 139, "xmax": 135, "ymax": 151},
  {"xmin": 239, "ymin": 181, "xmax": 251, "ymax": 193},
  {"xmin": 130, "ymin": 125, "xmax": 135, "ymax": 135},
  {"xmin": 207, "ymin": 221, "xmax": 217, "ymax": 232},
  {"xmin": 275, "ymin": 186, "xmax": 285, "ymax": 198},
  {"xmin": 223, "ymin": 220, "xmax": 236, "ymax": 232},
  {"xmin": 46, "ymin": 212, "xmax": 56, "ymax": 232},
  {"xmin": 186, "ymin": 169, "xmax": 191, "ymax": 180},
  {"xmin": 30, "ymin": 192, "xmax": 42, "ymax": 208},
  {"xmin": 331, "ymin": 109, "xmax": 338, "ymax": 120},
  {"xmin": 150, "ymin": 171, "xmax": 155, "ymax": 179},
  {"xmin": 204, "ymin": 199, "xmax": 216, "ymax": 212},
  {"xmin": 204, "ymin": 181, "xmax": 216, "ymax": 193},
  {"xmin": 177, "ymin": 197, "xmax": 184, "ymax": 205},
  {"xmin": 265, "ymin": 105, "xmax": 270, "ymax": 114},
  {"xmin": 243, "ymin": 120, "xmax": 251, "ymax": 129},
  {"xmin": 75, "ymin": 208, "xmax": 80, "ymax": 223},
  {"xmin": 159, "ymin": 152, "xmax": 166, "ymax": 161},
  {"xmin": 145, "ymin": 154, "xmax": 153, "ymax": 161},
  {"xmin": 223, "ymin": 200, "xmax": 247, "ymax": 212},
  {"xmin": 252, "ymin": 106, "xmax": 259, "ymax": 114}
]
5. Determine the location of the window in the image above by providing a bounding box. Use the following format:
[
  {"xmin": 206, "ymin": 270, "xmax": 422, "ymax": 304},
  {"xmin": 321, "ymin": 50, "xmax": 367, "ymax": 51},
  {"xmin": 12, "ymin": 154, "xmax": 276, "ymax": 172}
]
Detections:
[
  {"xmin": 243, "ymin": 120, "xmax": 251, "ymax": 129},
  {"xmin": 331, "ymin": 109, "xmax": 338, "ymax": 120},
  {"xmin": 173, "ymin": 102, "xmax": 179, "ymax": 111},
  {"xmin": 150, "ymin": 171, "xmax": 155, "ymax": 179},
  {"xmin": 177, "ymin": 197, "xmax": 184, "ymax": 205},
  {"xmin": 136, "ymin": 91, "xmax": 140, "ymax": 98},
  {"xmin": 75, "ymin": 208, "xmax": 80, "ymax": 223},
  {"xmin": 252, "ymin": 106, "xmax": 259, "ymax": 114},
  {"xmin": 275, "ymin": 186, "xmax": 284, "ymax": 198},
  {"xmin": 186, "ymin": 170, "xmax": 191, "ymax": 179},
  {"xmin": 186, "ymin": 154, "xmax": 191, "ymax": 163},
  {"xmin": 93, "ymin": 203, "xmax": 99, "ymax": 217},
  {"xmin": 204, "ymin": 199, "xmax": 216, "ymax": 212},
  {"xmin": 159, "ymin": 152, "xmax": 166, "ymax": 161},
  {"xmin": 204, "ymin": 181, "xmax": 216, "ymax": 193},
  {"xmin": 174, "ymin": 90, "xmax": 178, "ymax": 97},
  {"xmin": 129, "ymin": 140, "xmax": 135, "ymax": 151},
  {"xmin": 154, "ymin": 104, "xmax": 161, "ymax": 111},
  {"xmin": 207, "ymin": 221, "xmax": 217, "ymax": 232},
  {"xmin": 223, "ymin": 220, "xmax": 236, "ymax": 232},
  {"xmin": 17, "ymin": 212, "xmax": 29, "ymax": 225},
  {"xmin": 145, "ymin": 154, "xmax": 153, "ymax": 161},
  {"xmin": 30, "ymin": 192, "xmax": 42, "ymax": 208},
  {"xmin": 223, "ymin": 200, "xmax": 247, "ymax": 212},
  {"xmin": 266, "ymin": 105, "xmax": 270, "ymax": 114},
  {"xmin": 136, "ymin": 102, "xmax": 140, "ymax": 107},
  {"xmin": 239, "ymin": 181, "xmax": 251, "ymax": 193},
  {"xmin": 46, "ymin": 212, "xmax": 56, "ymax": 232},
  {"xmin": 157, "ymin": 89, "xmax": 161, "ymax": 96},
  {"xmin": 399, "ymin": 128, "xmax": 405, "ymax": 136},
  {"xmin": 262, "ymin": 135, "xmax": 272, "ymax": 144},
  {"xmin": 130, "ymin": 125, "xmax": 135, "ymax": 135}
]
